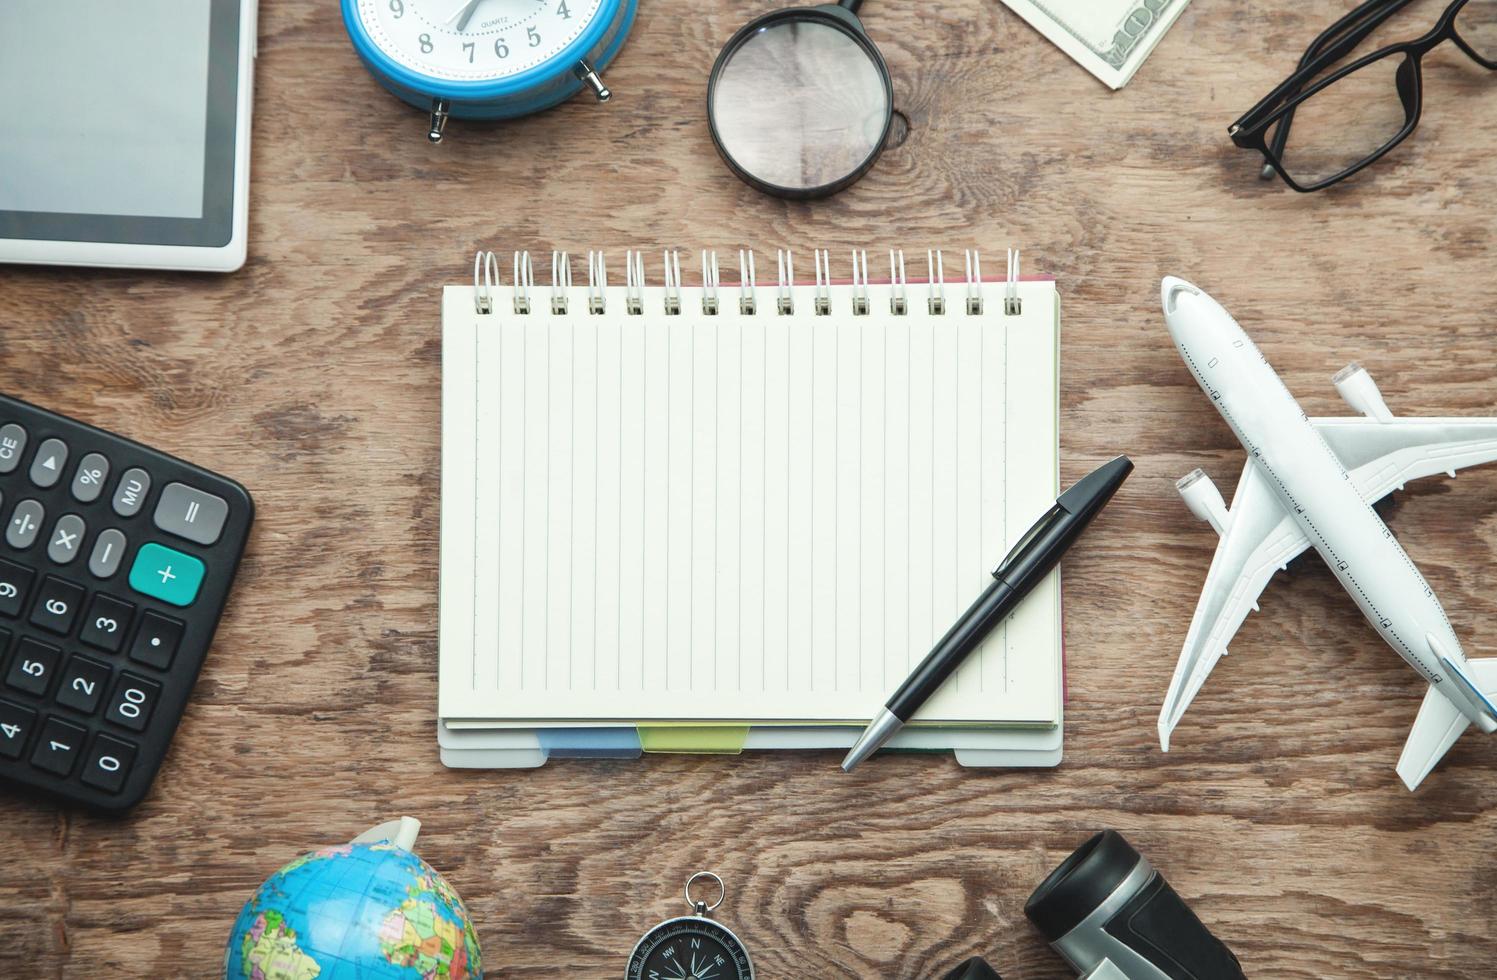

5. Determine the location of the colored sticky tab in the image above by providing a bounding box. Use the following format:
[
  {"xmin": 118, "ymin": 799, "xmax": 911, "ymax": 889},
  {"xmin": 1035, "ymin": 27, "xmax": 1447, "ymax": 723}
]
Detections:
[
  {"xmin": 537, "ymin": 728, "xmax": 642, "ymax": 759},
  {"xmin": 128, "ymin": 542, "xmax": 205, "ymax": 607},
  {"xmin": 638, "ymin": 726, "xmax": 750, "ymax": 754}
]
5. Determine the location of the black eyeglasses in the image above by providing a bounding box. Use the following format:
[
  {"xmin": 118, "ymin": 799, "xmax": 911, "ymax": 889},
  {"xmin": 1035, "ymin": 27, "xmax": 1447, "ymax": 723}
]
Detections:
[{"xmin": 1230, "ymin": 0, "xmax": 1497, "ymax": 192}]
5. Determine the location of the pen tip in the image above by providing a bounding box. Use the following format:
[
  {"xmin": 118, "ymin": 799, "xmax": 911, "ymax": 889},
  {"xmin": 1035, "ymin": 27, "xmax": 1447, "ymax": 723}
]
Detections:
[{"xmin": 840, "ymin": 708, "xmax": 903, "ymax": 772}]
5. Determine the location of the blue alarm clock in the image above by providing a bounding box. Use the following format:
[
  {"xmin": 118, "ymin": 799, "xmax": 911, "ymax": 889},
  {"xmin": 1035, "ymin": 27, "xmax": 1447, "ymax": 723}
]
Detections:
[{"xmin": 342, "ymin": 0, "xmax": 637, "ymax": 142}]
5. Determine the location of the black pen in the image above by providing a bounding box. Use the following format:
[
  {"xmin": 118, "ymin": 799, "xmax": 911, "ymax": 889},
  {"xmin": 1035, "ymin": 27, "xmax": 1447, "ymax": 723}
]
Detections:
[{"xmin": 841, "ymin": 455, "xmax": 1133, "ymax": 771}]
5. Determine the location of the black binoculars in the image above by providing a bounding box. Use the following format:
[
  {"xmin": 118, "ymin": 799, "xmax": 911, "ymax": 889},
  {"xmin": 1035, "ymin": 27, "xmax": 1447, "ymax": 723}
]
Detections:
[{"xmin": 944, "ymin": 830, "xmax": 1245, "ymax": 980}]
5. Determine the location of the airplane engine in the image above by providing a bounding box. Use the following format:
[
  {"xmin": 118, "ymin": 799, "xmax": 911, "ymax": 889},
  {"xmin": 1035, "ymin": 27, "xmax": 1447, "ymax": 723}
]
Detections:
[
  {"xmin": 1176, "ymin": 468, "xmax": 1229, "ymax": 535},
  {"xmin": 1332, "ymin": 362, "xmax": 1394, "ymax": 421}
]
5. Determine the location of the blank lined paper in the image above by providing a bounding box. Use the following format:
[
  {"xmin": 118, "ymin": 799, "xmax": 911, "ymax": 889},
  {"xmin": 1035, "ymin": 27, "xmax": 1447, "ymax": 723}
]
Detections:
[{"xmin": 440, "ymin": 274, "xmax": 1060, "ymax": 725}]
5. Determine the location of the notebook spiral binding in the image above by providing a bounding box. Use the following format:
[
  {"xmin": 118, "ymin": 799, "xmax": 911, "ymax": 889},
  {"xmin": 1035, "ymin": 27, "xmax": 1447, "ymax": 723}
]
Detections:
[{"xmin": 472, "ymin": 248, "xmax": 1025, "ymax": 318}]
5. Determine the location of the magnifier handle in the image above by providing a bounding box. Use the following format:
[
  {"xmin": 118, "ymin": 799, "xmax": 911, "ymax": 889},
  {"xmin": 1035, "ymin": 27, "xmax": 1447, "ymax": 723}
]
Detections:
[{"xmin": 838, "ymin": 0, "xmax": 865, "ymax": 12}]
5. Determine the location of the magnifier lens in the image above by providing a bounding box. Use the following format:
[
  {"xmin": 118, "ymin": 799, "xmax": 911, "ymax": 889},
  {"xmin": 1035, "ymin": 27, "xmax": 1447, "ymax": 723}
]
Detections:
[{"xmin": 709, "ymin": 13, "xmax": 891, "ymax": 197}]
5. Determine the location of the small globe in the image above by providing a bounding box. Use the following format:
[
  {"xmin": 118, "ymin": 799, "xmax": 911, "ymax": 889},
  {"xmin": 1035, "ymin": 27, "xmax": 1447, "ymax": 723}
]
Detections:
[{"xmin": 225, "ymin": 837, "xmax": 481, "ymax": 980}]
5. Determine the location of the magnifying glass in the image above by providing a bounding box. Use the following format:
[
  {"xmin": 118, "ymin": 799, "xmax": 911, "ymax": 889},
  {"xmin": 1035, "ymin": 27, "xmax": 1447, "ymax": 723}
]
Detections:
[{"xmin": 707, "ymin": 0, "xmax": 894, "ymax": 199}]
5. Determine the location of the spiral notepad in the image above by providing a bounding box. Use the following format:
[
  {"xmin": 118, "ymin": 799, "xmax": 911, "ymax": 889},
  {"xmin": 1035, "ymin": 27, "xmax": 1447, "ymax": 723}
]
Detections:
[{"xmin": 440, "ymin": 247, "xmax": 1060, "ymax": 730}]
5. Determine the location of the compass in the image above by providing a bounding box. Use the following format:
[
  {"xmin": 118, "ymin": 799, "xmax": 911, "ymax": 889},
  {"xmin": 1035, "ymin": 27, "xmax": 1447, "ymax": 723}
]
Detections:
[{"xmin": 626, "ymin": 872, "xmax": 754, "ymax": 980}]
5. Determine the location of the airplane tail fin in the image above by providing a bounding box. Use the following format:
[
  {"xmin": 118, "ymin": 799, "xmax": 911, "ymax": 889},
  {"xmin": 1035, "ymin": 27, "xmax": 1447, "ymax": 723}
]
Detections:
[{"xmin": 1397, "ymin": 658, "xmax": 1497, "ymax": 790}]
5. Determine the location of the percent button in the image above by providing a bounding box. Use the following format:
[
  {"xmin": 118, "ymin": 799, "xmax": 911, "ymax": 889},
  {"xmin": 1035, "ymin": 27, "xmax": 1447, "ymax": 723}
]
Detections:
[{"xmin": 71, "ymin": 453, "xmax": 111, "ymax": 504}]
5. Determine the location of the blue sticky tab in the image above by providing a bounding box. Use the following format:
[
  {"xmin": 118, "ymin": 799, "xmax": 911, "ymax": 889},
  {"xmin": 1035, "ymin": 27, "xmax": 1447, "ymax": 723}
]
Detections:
[{"xmin": 537, "ymin": 728, "xmax": 642, "ymax": 759}]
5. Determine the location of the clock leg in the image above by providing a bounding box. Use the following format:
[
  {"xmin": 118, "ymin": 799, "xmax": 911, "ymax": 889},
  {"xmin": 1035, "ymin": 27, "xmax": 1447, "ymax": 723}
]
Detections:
[
  {"xmin": 427, "ymin": 98, "xmax": 451, "ymax": 143},
  {"xmin": 573, "ymin": 61, "xmax": 611, "ymax": 103}
]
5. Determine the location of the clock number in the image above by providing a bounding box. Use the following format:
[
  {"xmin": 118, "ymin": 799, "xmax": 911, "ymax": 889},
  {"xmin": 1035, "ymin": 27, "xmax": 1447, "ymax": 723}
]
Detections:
[
  {"xmin": 389, "ymin": 0, "xmax": 404, "ymax": 16},
  {"xmin": 528, "ymin": 26, "xmax": 542, "ymax": 46},
  {"xmin": 462, "ymin": 40, "xmax": 475, "ymax": 62},
  {"xmin": 419, "ymin": 32, "xmax": 434, "ymax": 54},
  {"xmin": 494, "ymin": 38, "xmax": 510, "ymax": 58},
  {"xmin": 558, "ymin": 0, "xmax": 572, "ymax": 17}
]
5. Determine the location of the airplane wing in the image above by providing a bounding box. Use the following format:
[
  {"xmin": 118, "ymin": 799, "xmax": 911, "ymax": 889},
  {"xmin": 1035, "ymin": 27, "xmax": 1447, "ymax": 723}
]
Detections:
[
  {"xmin": 1160, "ymin": 459, "xmax": 1311, "ymax": 750},
  {"xmin": 1314, "ymin": 417, "xmax": 1497, "ymax": 504}
]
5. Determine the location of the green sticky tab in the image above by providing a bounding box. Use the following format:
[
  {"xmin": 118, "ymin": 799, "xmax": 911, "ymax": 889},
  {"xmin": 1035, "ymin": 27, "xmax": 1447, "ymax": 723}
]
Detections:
[
  {"xmin": 638, "ymin": 726, "xmax": 749, "ymax": 754},
  {"xmin": 129, "ymin": 543, "xmax": 205, "ymax": 607}
]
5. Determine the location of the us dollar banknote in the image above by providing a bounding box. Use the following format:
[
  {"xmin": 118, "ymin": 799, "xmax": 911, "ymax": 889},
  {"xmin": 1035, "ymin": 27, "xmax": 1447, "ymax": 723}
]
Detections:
[{"xmin": 998, "ymin": 0, "xmax": 1191, "ymax": 89}]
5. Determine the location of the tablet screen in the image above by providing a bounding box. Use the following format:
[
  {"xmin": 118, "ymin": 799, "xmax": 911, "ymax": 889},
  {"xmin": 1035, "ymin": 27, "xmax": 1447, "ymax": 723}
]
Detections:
[{"xmin": 0, "ymin": 0, "xmax": 242, "ymax": 247}]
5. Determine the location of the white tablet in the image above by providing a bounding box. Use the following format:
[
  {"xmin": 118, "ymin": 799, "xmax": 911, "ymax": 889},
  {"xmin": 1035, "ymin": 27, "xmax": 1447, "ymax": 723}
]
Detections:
[{"xmin": 0, "ymin": 0, "xmax": 257, "ymax": 273}]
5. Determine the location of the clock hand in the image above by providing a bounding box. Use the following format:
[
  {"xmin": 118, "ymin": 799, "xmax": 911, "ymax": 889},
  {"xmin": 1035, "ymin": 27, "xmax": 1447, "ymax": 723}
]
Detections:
[{"xmin": 447, "ymin": 0, "xmax": 484, "ymax": 31}]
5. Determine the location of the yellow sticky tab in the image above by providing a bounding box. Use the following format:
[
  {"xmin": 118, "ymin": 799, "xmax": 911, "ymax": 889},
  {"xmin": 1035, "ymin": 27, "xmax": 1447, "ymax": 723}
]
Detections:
[{"xmin": 638, "ymin": 726, "xmax": 749, "ymax": 754}]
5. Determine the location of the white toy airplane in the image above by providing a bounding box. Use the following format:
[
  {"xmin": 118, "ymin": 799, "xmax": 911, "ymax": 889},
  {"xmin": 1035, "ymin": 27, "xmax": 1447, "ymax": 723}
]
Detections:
[{"xmin": 1160, "ymin": 276, "xmax": 1497, "ymax": 790}]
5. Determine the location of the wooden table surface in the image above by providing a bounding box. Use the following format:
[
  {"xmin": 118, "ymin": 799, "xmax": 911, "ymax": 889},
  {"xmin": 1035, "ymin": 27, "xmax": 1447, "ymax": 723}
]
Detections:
[{"xmin": 4, "ymin": 0, "xmax": 1497, "ymax": 976}]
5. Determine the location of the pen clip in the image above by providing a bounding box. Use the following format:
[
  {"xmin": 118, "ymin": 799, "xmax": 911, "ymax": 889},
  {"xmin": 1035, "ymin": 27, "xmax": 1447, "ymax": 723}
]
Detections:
[{"xmin": 992, "ymin": 503, "xmax": 1063, "ymax": 581}]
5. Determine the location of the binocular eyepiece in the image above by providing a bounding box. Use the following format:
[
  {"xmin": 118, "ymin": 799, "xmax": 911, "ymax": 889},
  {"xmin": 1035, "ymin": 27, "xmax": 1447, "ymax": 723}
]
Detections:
[{"xmin": 945, "ymin": 830, "xmax": 1245, "ymax": 980}]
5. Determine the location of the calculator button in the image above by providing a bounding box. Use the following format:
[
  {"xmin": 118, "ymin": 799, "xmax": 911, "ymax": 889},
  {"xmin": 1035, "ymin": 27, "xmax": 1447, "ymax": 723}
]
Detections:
[
  {"xmin": 128, "ymin": 542, "xmax": 204, "ymax": 607},
  {"xmin": 7, "ymin": 499, "xmax": 44, "ymax": 549},
  {"xmin": 112, "ymin": 468, "xmax": 151, "ymax": 518},
  {"xmin": 80, "ymin": 593, "xmax": 134, "ymax": 652},
  {"xmin": 55, "ymin": 655, "xmax": 111, "ymax": 715},
  {"xmin": 89, "ymin": 529, "xmax": 128, "ymax": 579},
  {"xmin": 71, "ymin": 452, "xmax": 110, "ymax": 503},
  {"xmin": 128, "ymin": 611, "xmax": 184, "ymax": 670},
  {"xmin": 0, "ymin": 559, "xmax": 34, "ymax": 617},
  {"xmin": 153, "ymin": 483, "xmax": 230, "ymax": 546},
  {"xmin": 30, "ymin": 575, "xmax": 84, "ymax": 635},
  {"xmin": 5, "ymin": 638, "xmax": 61, "ymax": 696},
  {"xmin": 105, "ymin": 673, "xmax": 160, "ymax": 733},
  {"xmin": 48, "ymin": 513, "xmax": 87, "ymax": 565},
  {"xmin": 29, "ymin": 438, "xmax": 68, "ymax": 489},
  {"xmin": 0, "ymin": 423, "xmax": 27, "ymax": 474},
  {"xmin": 30, "ymin": 717, "xmax": 86, "ymax": 777},
  {"xmin": 0, "ymin": 698, "xmax": 36, "ymax": 759},
  {"xmin": 81, "ymin": 734, "xmax": 137, "ymax": 794}
]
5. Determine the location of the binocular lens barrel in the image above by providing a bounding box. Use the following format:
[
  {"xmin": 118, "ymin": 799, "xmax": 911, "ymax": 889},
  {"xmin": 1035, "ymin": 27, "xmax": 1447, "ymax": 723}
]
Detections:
[{"xmin": 1024, "ymin": 831, "xmax": 1245, "ymax": 980}]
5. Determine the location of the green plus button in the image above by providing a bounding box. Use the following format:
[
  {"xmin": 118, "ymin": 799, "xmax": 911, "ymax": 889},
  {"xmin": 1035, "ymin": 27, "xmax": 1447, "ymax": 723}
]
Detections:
[{"xmin": 129, "ymin": 543, "xmax": 205, "ymax": 607}]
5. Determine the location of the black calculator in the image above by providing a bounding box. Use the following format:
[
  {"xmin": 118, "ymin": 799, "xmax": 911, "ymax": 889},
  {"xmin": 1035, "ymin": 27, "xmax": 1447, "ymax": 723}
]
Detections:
[{"xmin": 0, "ymin": 395, "xmax": 252, "ymax": 812}]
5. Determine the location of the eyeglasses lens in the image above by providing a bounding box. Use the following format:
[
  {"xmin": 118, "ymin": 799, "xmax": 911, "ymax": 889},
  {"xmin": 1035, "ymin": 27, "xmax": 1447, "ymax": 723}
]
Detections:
[
  {"xmin": 1273, "ymin": 53, "xmax": 1415, "ymax": 187},
  {"xmin": 1456, "ymin": 0, "xmax": 1497, "ymax": 63}
]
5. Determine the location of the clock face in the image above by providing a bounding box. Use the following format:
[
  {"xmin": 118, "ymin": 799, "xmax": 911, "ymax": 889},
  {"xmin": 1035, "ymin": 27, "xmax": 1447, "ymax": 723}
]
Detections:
[
  {"xmin": 626, "ymin": 917, "xmax": 753, "ymax": 980},
  {"xmin": 356, "ymin": 0, "xmax": 605, "ymax": 81}
]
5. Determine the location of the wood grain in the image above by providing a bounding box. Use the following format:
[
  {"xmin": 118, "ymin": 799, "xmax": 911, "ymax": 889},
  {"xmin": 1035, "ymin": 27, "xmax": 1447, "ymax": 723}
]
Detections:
[{"xmin": 3, "ymin": 0, "xmax": 1497, "ymax": 975}]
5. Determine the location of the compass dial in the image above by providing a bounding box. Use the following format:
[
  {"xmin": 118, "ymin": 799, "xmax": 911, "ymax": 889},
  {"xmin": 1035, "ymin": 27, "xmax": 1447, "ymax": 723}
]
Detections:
[{"xmin": 626, "ymin": 917, "xmax": 753, "ymax": 980}]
